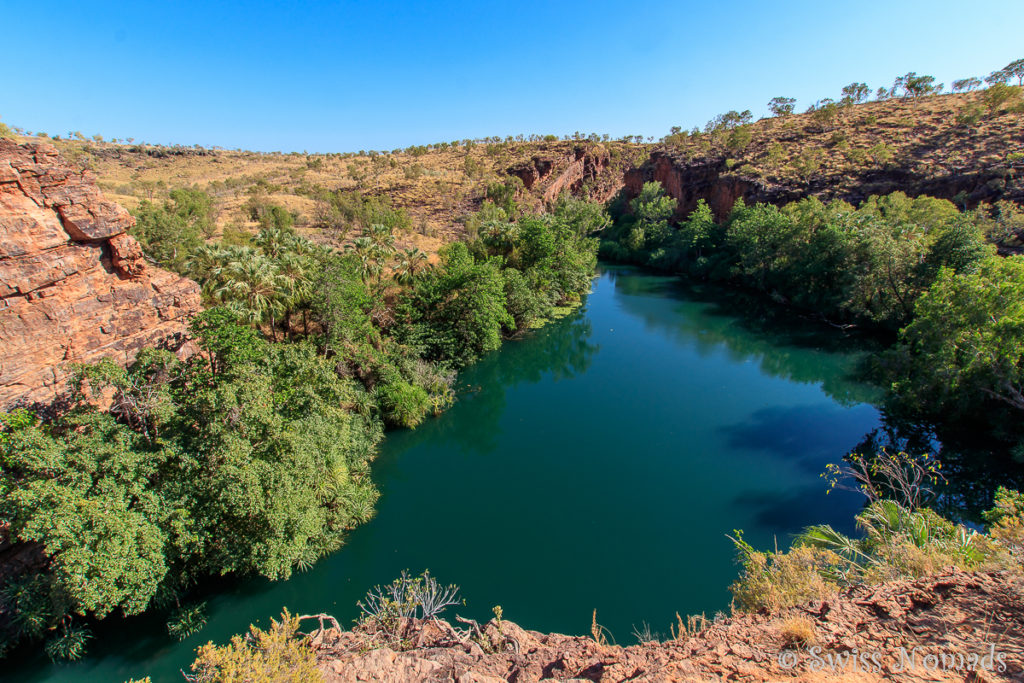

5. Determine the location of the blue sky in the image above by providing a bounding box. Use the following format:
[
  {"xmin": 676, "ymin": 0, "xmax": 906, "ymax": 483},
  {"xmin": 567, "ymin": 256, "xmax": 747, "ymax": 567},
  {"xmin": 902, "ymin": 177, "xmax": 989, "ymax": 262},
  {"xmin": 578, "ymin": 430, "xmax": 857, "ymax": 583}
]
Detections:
[{"xmin": 3, "ymin": 1, "xmax": 1022, "ymax": 153}]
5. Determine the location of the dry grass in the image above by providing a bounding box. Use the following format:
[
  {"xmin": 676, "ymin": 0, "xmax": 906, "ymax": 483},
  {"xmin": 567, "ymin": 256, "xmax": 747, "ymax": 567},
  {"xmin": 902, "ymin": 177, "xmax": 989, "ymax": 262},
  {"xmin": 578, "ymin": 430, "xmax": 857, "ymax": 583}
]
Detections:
[
  {"xmin": 778, "ymin": 616, "xmax": 817, "ymax": 649},
  {"xmin": 18, "ymin": 133, "xmax": 646, "ymax": 254},
  {"xmin": 661, "ymin": 89, "xmax": 1024, "ymax": 190},
  {"xmin": 16, "ymin": 87, "xmax": 1020, "ymax": 256}
]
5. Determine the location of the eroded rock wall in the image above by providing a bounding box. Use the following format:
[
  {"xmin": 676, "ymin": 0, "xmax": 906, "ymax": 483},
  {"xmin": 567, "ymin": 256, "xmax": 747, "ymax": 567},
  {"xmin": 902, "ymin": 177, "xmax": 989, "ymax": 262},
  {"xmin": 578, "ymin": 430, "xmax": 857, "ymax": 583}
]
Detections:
[
  {"xmin": 508, "ymin": 145, "xmax": 625, "ymax": 206},
  {"xmin": 0, "ymin": 140, "xmax": 201, "ymax": 409}
]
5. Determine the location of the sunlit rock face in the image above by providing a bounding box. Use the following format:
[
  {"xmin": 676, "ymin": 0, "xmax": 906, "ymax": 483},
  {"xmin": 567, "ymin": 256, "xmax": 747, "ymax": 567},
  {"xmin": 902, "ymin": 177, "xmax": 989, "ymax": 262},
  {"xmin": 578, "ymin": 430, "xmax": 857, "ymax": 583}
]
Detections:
[{"xmin": 0, "ymin": 139, "xmax": 201, "ymax": 409}]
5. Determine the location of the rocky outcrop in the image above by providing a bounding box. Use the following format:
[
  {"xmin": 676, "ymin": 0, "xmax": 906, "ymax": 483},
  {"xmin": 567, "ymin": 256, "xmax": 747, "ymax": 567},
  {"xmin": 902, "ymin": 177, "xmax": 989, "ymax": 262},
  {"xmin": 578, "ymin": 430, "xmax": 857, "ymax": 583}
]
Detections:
[
  {"xmin": 624, "ymin": 92, "xmax": 1024, "ymax": 221},
  {"xmin": 625, "ymin": 149, "xmax": 1024, "ymax": 222},
  {"xmin": 314, "ymin": 570, "xmax": 1024, "ymax": 682},
  {"xmin": 0, "ymin": 139, "xmax": 201, "ymax": 409},
  {"xmin": 508, "ymin": 145, "xmax": 625, "ymax": 205}
]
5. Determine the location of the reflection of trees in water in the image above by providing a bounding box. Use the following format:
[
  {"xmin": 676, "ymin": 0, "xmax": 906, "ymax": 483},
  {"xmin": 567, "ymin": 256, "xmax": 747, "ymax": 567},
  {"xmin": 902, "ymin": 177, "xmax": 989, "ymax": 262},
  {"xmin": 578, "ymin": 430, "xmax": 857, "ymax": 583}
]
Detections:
[
  {"xmin": 382, "ymin": 310, "xmax": 597, "ymax": 457},
  {"xmin": 847, "ymin": 417, "xmax": 1024, "ymax": 523},
  {"xmin": 602, "ymin": 267, "xmax": 1024, "ymax": 521},
  {"xmin": 604, "ymin": 267, "xmax": 883, "ymax": 407}
]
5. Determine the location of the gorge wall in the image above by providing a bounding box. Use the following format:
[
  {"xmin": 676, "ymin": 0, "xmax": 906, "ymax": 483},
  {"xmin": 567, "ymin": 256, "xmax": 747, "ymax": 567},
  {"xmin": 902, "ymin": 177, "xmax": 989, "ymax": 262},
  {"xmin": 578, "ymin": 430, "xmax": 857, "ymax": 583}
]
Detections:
[
  {"xmin": 0, "ymin": 139, "xmax": 201, "ymax": 409},
  {"xmin": 625, "ymin": 148, "xmax": 1024, "ymax": 222},
  {"xmin": 623, "ymin": 92, "xmax": 1024, "ymax": 221},
  {"xmin": 508, "ymin": 144, "xmax": 627, "ymax": 206}
]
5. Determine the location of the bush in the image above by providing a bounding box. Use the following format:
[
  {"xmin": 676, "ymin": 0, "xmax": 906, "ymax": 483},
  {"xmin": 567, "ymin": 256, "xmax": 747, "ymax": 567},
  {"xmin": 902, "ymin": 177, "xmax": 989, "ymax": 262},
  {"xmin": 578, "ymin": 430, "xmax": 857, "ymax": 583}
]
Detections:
[
  {"xmin": 376, "ymin": 380, "xmax": 431, "ymax": 428},
  {"xmin": 188, "ymin": 610, "xmax": 322, "ymax": 683},
  {"xmin": 982, "ymin": 83, "xmax": 1022, "ymax": 115},
  {"xmin": 730, "ymin": 535, "xmax": 839, "ymax": 612}
]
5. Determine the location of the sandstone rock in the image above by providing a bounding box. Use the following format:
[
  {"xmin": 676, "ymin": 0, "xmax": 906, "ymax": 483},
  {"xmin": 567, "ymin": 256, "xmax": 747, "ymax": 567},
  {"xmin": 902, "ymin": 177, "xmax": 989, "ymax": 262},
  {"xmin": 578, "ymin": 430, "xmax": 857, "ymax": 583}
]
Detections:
[
  {"xmin": 0, "ymin": 139, "xmax": 201, "ymax": 409},
  {"xmin": 507, "ymin": 146, "xmax": 623, "ymax": 206}
]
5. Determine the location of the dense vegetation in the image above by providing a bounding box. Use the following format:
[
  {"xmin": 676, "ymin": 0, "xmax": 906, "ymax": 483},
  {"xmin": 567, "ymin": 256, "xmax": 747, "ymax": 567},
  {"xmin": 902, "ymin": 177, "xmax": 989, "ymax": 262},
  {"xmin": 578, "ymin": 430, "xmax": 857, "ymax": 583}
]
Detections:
[{"xmin": 0, "ymin": 192, "xmax": 607, "ymax": 659}]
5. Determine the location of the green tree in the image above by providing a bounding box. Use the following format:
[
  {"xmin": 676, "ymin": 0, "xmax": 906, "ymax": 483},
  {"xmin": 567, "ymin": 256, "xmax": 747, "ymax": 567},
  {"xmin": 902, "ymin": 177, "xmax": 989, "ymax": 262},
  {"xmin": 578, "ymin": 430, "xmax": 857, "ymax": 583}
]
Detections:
[
  {"xmin": 892, "ymin": 257, "xmax": 1024, "ymax": 416},
  {"xmin": 840, "ymin": 82, "xmax": 870, "ymax": 104},
  {"xmin": 767, "ymin": 97, "xmax": 796, "ymax": 117},
  {"xmin": 1002, "ymin": 58, "xmax": 1024, "ymax": 85},
  {"xmin": 952, "ymin": 77, "xmax": 982, "ymax": 93},
  {"xmin": 892, "ymin": 72, "xmax": 942, "ymax": 98}
]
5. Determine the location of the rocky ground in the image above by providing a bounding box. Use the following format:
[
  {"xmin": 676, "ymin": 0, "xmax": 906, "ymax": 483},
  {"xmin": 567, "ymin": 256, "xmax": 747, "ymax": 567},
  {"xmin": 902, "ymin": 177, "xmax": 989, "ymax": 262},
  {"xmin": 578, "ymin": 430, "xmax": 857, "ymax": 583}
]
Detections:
[{"xmin": 312, "ymin": 569, "xmax": 1024, "ymax": 682}]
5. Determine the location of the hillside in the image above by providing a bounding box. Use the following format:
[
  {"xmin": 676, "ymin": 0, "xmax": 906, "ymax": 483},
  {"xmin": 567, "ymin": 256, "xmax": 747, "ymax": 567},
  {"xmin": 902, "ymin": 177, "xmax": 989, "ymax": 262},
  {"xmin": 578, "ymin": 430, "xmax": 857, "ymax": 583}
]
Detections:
[
  {"xmin": 11, "ymin": 89, "xmax": 1020, "ymax": 260},
  {"xmin": 11, "ymin": 134, "xmax": 645, "ymax": 252},
  {"xmin": 626, "ymin": 89, "xmax": 1024, "ymax": 221}
]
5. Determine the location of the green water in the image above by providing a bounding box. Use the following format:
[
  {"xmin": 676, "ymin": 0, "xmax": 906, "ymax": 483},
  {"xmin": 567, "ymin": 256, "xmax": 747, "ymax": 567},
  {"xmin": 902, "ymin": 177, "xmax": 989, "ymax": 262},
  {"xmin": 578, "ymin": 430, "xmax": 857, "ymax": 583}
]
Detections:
[{"xmin": 13, "ymin": 267, "xmax": 883, "ymax": 682}]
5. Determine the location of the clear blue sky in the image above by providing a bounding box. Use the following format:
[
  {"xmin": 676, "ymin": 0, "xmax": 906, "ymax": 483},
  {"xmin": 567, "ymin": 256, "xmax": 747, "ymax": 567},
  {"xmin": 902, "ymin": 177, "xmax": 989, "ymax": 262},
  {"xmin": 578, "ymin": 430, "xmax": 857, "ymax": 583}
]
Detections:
[{"xmin": 3, "ymin": 1, "xmax": 1022, "ymax": 153}]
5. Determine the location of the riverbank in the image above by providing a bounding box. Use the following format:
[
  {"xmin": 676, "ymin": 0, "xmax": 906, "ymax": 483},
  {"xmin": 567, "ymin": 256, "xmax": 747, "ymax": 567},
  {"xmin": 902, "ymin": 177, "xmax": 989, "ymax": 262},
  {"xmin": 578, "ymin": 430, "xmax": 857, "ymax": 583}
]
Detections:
[{"xmin": 311, "ymin": 569, "xmax": 1024, "ymax": 682}]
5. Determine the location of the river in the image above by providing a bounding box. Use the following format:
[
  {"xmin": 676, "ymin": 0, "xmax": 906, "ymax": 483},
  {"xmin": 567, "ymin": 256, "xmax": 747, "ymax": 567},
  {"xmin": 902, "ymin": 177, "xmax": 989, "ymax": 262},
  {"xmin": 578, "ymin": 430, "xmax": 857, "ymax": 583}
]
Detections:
[{"xmin": 13, "ymin": 266, "xmax": 883, "ymax": 682}]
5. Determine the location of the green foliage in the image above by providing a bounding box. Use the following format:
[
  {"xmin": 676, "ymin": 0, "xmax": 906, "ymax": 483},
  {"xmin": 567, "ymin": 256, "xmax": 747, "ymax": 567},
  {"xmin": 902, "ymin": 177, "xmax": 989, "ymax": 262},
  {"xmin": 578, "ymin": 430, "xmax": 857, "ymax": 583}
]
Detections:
[
  {"xmin": 399, "ymin": 200, "xmax": 603, "ymax": 365},
  {"xmin": 168, "ymin": 602, "xmax": 208, "ymax": 641},
  {"xmin": 808, "ymin": 100, "xmax": 839, "ymax": 130},
  {"xmin": 375, "ymin": 380, "xmax": 431, "ymax": 428},
  {"xmin": 0, "ymin": 312, "xmax": 382, "ymax": 655},
  {"xmin": 131, "ymin": 189, "xmax": 217, "ymax": 270},
  {"xmin": 606, "ymin": 190, "xmax": 991, "ymax": 331},
  {"xmin": 952, "ymin": 77, "xmax": 982, "ymax": 93},
  {"xmin": 890, "ymin": 256, "xmax": 1024, "ymax": 418},
  {"xmin": 892, "ymin": 72, "xmax": 942, "ymax": 98},
  {"xmin": 313, "ymin": 189, "xmax": 411, "ymax": 237},
  {"xmin": 981, "ymin": 82, "xmax": 1022, "ymax": 115},
  {"xmin": 767, "ymin": 96, "xmax": 795, "ymax": 117},
  {"xmin": 399, "ymin": 242, "xmax": 512, "ymax": 365},
  {"xmin": 840, "ymin": 82, "xmax": 870, "ymax": 104},
  {"xmin": 733, "ymin": 496, "xmax": 1004, "ymax": 612},
  {"xmin": 44, "ymin": 623, "xmax": 92, "ymax": 662}
]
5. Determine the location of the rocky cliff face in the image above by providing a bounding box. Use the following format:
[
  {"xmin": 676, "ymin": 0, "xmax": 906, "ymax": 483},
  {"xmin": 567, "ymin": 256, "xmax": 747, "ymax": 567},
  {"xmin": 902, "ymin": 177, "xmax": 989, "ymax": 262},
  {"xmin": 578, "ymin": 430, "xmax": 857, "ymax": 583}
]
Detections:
[
  {"xmin": 625, "ymin": 149, "xmax": 1024, "ymax": 222},
  {"xmin": 624, "ymin": 92, "xmax": 1024, "ymax": 221},
  {"xmin": 508, "ymin": 145, "xmax": 626, "ymax": 206},
  {"xmin": 0, "ymin": 140, "xmax": 201, "ymax": 409}
]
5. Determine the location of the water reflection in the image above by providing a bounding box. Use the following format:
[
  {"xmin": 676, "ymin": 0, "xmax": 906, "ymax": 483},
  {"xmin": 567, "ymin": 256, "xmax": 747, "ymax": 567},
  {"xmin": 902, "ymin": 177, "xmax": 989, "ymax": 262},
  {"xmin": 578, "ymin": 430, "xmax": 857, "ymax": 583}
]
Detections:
[{"xmin": 603, "ymin": 266, "xmax": 882, "ymax": 407}]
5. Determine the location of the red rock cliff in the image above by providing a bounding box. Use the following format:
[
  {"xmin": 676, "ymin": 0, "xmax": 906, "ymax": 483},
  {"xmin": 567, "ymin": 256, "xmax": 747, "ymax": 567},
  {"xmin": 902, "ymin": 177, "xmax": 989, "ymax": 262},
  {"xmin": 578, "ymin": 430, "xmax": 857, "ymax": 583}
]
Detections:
[
  {"xmin": 0, "ymin": 139, "xmax": 201, "ymax": 409},
  {"xmin": 507, "ymin": 145, "xmax": 625, "ymax": 206}
]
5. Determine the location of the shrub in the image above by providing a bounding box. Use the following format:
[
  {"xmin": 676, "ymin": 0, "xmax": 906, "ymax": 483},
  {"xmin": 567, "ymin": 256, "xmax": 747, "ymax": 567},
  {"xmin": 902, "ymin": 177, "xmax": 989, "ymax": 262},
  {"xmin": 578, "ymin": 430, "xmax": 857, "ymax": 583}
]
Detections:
[
  {"xmin": 982, "ymin": 83, "xmax": 1022, "ymax": 115},
  {"xmin": 729, "ymin": 536, "xmax": 839, "ymax": 612},
  {"xmin": 376, "ymin": 380, "xmax": 430, "ymax": 428},
  {"xmin": 779, "ymin": 617, "xmax": 817, "ymax": 648},
  {"xmin": 188, "ymin": 610, "xmax": 322, "ymax": 683},
  {"xmin": 983, "ymin": 487, "xmax": 1024, "ymax": 553},
  {"xmin": 791, "ymin": 148, "xmax": 823, "ymax": 180}
]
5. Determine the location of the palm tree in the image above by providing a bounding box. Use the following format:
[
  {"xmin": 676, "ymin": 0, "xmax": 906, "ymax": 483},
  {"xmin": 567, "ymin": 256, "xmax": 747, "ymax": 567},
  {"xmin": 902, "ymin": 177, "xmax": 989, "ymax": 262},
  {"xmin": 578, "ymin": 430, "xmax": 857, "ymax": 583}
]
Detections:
[
  {"xmin": 366, "ymin": 223, "xmax": 396, "ymax": 252},
  {"xmin": 254, "ymin": 227, "xmax": 294, "ymax": 258},
  {"xmin": 346, "ymin": 237, "xmax": 377, "ymax": 283},
  {"xmin": 212, "ymin": 254, "xmax": 288, "ymax": 340},
  {"xmin": 395, "ymin": 248, "xmax": 429, "ymax": 285},
  {"xmin": 277, "ymin": 252, "xmax": 313, "ymax": 337}
]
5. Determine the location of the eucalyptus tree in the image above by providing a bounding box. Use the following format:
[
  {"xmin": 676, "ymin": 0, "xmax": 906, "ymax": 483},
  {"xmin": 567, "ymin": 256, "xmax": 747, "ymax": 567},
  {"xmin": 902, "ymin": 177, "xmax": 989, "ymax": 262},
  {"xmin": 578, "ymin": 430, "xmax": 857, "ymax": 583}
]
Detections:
[{"xmin": 952, "ymin": 77, "xmax": 983, "ymax": 92}]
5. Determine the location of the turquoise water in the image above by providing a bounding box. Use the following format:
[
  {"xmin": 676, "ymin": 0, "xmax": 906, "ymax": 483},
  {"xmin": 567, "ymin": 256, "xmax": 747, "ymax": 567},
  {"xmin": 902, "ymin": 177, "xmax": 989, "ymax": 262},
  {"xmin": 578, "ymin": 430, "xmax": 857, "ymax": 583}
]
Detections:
[{"xmin": 13, "ymin": 266, "xmax": 882, "ymax": 682}]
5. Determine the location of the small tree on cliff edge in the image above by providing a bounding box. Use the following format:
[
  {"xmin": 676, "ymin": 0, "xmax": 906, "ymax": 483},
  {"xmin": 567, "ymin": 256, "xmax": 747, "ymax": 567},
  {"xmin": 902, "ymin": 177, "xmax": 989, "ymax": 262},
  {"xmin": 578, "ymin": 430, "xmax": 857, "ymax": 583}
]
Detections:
[
  {"xmin": 840, "ymin": 82, "xmax": 870, "ymax": 105},
  {"xmin": 768, "ymin": 97, "xmax": 796, "ymax": 117}
]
